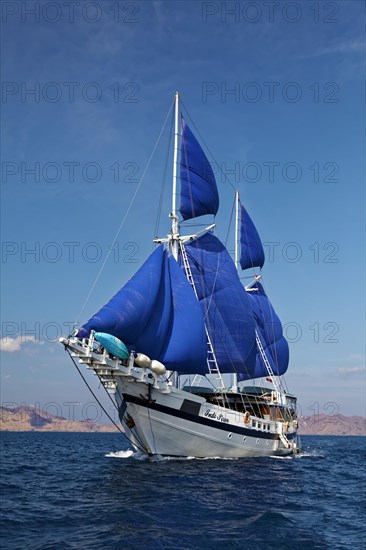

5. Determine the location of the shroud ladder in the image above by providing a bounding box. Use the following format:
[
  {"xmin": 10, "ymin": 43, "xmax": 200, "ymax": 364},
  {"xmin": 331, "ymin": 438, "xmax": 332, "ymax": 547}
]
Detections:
[{"xmin": 180, "ymin": 241, "xmax": 225, "ymax": 389}]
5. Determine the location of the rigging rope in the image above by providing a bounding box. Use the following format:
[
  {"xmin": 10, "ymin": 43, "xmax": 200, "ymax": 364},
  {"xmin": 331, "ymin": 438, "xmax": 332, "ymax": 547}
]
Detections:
[
  {"xmin": 180, "ymin": 98, "xmax": 237, "ymax": 193},
  {"xmin": 153, "ymin": 104, "xmax": 174, "ymax": 242},
  {"xmin": 224, "ymin": 193, "xmax": 236, "ymax": 249},
  {"xmin": 95, "ymin": 370, "xmax": 149, "ymax": 452},
  {"xmin": 73, "ymin": 97, "xmax": 175, "ymax": 331},
  {"xmin": 65, "ymin": 349, "xmax": 146, "ymax": 453}
]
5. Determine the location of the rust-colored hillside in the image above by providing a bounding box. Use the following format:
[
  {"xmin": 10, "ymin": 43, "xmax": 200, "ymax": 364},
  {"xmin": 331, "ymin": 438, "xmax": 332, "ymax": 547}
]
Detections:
[{"xmin": 0, "ymin": 406, "xmax": 119, "ymax": 432}]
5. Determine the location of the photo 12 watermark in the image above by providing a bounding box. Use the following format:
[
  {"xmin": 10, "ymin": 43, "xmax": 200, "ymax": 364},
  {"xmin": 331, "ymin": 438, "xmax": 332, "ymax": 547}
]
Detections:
[
  {"xmin": 1, "ymin": 241, "xmax": 140, "ymax": 264},
  {"xmin": 201, "ymin": 2, "xmax": 340, "ymax": 24},
  {"xmin": 0, "ymin": 317, "xmax": 340, "ymax": 349},
  {"xmin": 1, "ymin": 1, "xmax": 140, "ymax": 24},
  {"xmin": 0, "ymin": 398, "xmax": 344, "ymax": 427},
  {"xmin": 1, "ymin": 81, "xmax": 139, "ymax": 104},
  {"xmin": 2, "ymin": 161, "xmax": 140, "ymax": 184},
  {"xmin": 210, "ymin": 160, "xmax": 340, "ymax": 184},
  {"xmin": 202, "ymin": 81, "xmax": 340, "ymax": 103}
]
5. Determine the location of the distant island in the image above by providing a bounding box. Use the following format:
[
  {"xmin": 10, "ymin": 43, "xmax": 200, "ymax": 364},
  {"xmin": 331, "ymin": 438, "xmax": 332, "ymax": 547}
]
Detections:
[
  {"xmin": 298, "ymin": 413, "xmax": 365, "ymax": 436},
  {"xmin": 0, "ymin": 405, "xmax": 118, "ymax": 433},
  {"xmin": 0, "ymin": 405, "xmax": 365, "ymax": 435}
]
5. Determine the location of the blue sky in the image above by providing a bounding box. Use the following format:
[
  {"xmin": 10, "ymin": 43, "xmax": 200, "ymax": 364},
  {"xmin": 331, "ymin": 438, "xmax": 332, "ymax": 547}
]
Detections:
[{"xmin": 1, "ymin": 0, "xmax": 365, "ymax": 420}]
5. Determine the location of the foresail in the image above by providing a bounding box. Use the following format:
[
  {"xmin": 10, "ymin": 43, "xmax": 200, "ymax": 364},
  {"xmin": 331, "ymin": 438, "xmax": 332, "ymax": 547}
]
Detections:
[
  {"xmin": 180, "ymin": 232, "xmax": 256, "ymax": 375},
  {"xmin": 77, "ymin": 246, "xmax": 207, "ymax": 374},
  {"xmin": 179, "ymin": 118, "xmax": 219, "ymax": 221},
  {"xmin": 240, "ymin": 204, "xmax": 265, "ymax": 270},
  {"xmin": 239, "ymin": 282, "xmax": 289, "ymax": 381}
]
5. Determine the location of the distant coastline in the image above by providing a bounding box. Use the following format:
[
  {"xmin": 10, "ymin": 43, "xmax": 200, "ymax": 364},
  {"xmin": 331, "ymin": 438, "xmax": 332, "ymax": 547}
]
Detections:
[
  {"xmin": 1, "ymin": 405, "xmax": 365, "ymax": 436},
  {"xmin": 298, "ymin": 413, "xmax": 365, "ymax": 436},
  {"xmin": 0, "ymin": 405, "xmax": 118, "ymax": 433}
]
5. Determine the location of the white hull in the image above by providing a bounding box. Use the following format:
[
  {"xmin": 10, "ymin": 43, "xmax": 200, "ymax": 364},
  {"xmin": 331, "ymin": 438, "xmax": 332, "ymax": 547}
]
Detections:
[{"xmin": 115, "ymin": 378, "xmax": 298, "ymax": 458}]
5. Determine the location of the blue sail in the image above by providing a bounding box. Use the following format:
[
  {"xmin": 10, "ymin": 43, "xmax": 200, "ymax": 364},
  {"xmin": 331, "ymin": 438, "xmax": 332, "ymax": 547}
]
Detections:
[
  {"xmin": 240, "ymin": 204, "xmax": 265, "ymax": 270},
  {"xmin": 77, "ymin": 246, "xmax": 207, "ymax": 374},
  {"xmin": 181, "ymin": 233, "xmax": 257, "ymax": 375},
  {"xmin": 179, "ymin": 119, "xmax": 219, "ymax": 221},
  {"xmin": 239, "ymin": 282, "xmax": 289, "ymax": 381}
]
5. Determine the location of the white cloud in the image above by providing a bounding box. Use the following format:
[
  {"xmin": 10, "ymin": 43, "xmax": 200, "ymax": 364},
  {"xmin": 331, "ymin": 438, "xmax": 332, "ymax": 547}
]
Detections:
[
  {"xmin": 0, "ymin": 336, "xmax": 43, "ymax": 353},
  {"xmin": 338, "ymin": 366, "xmax": 366, "ymax": 377},
  {"xmin": 300, "ymin": 36, "xmax": 364, "ymax": 57},
  {"xmin": 298, "ymin": 38, "xmax": 365, "ymax": 63},
  {"xmin": 317, "ymin": 40, "xmax": 364, "ymax": 56}
]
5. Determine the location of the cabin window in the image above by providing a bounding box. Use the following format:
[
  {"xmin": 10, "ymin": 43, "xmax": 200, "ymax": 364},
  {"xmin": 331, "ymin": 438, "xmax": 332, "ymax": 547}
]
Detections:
[{"xmin": 180, "ymin": 399, "xmax": 201, "ymax": 415}]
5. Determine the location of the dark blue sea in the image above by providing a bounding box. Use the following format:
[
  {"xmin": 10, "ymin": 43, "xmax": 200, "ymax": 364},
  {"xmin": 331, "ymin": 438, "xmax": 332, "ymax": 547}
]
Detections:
[{"xmin": 1, "ymin": 433, "xmax": 365, "ymax": 549}]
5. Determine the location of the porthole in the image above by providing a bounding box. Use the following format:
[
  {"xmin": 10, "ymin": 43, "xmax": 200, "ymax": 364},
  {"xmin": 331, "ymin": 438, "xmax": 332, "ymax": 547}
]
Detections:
[
  {"xmin": 256, "ymin": 439, "xmax": 260, "ymax": 445},
  {"xmin": 227, "ymin": 433, "xmax": 232, "ymax": 439},
  {"xmin": 242, "ymin": 436, "xmax": 247, "ymax": 443},
  {"xmin": 266, "ymin": 440, "xmax": 269, "ymax": 446}
]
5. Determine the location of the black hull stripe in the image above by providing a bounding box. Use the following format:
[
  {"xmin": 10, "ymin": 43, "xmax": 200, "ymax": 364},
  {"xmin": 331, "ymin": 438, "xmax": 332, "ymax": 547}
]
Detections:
[{"xmin": 123, "ymin": 394, "xmax": 296, "ymax": 441}]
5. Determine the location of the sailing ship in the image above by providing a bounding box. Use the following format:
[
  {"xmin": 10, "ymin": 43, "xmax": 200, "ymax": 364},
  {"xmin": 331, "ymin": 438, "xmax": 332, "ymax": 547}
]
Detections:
[{"xmin": 60, "ymin": 93, "xmax": 300, "ymax": 457}]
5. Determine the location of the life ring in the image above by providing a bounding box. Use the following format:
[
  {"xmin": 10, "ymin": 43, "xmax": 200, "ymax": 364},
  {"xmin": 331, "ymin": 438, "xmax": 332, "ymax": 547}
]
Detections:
[{"xmin": 243, "ymin": 412, "xmax": 250, "ymax": 424}]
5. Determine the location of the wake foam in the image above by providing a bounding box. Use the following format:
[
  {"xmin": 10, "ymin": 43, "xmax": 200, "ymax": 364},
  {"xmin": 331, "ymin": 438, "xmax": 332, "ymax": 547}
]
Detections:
[
  {"xmin": 105, "ymin": 449, "xmax": 137, "ymax": 459},
  {"xmin": 105, "ymin": 450, "xmax": 239, "ymax": 461}
]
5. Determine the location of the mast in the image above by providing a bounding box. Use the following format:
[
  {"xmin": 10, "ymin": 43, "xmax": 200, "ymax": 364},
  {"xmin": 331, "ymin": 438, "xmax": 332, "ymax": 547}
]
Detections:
[
  {"xmin": 170, "ymin": 91, "xmax": 180, "ymax": 260},
  {"xmin": 234, "ymin": 190, "xmax": 240, "ymax": 270},
  {"xmin": 231, "ymin": 191, "xmax": 240, "ymax": 392}
]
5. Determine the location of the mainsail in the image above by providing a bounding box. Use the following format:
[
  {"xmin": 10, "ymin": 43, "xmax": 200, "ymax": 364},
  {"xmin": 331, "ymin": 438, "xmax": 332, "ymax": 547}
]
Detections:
[
  {"xmin": 239, "ymin": 203, "xmax": 265, "ymax": 271},
  {"xmin": 179, "ymin": 118, "xmax": 219, "ymax": 221},
  {"xmin": 77, "ymin": 246, "xmax": 208, "ymax": 374},
  {"xmin": 181, "ymin": 232, "xmax": 256, "ymax": 376}
]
